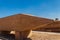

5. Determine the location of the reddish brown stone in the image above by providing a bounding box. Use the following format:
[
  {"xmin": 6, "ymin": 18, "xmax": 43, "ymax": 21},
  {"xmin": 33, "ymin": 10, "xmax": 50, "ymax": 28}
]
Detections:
[
  {"xmin": 0, "ymin": 14, "xmax": 53, "ymax": 31},
  {"xmin": 0, "ymin": 14, "xmax": 53, "ymax": 40}
]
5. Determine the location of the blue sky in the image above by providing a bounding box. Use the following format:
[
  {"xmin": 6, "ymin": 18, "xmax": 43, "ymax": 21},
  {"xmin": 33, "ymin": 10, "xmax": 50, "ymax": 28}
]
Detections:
[{"xmin": 0, "ymin": 0, "xmax": 60, "ymax": 19}]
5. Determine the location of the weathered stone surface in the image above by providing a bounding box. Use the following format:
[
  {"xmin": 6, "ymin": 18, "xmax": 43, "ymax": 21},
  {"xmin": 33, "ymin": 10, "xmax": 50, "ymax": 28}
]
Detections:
[
  {"xmin": 0, "ymin": 14, "xmax": 53, "ymax": 31},
  {"xmin": 44, "ymin": 21, "xmax": 60, "ymax": 28},
  {"xmin": 34, "ymin": 21, "xmax": 60, "ymax": 32},
  {"xmin": 0, "ymin": 14, "xmax": 53, "ymax": 40}
]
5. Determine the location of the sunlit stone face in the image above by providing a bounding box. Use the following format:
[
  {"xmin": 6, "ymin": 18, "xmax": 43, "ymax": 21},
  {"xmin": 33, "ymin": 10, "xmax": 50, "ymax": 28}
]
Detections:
[{"xmin": 10, "ymin": 31, "xmax": 15, "ymax": 34}]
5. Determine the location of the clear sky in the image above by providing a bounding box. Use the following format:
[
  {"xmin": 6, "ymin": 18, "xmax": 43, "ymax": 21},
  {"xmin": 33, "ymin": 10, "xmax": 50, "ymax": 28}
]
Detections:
[{"xmin": 0, "ymin": 0, "xmax": 60, "ymax": 19}]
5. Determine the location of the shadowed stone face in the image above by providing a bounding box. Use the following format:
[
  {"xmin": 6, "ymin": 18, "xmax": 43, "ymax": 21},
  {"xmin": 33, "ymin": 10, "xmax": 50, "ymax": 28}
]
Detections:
[
  {"xmin": 35, "ymin": 21, "xmax": 60, "ymax": 32},
  {"xmin": 42, "ymin": 21, "xmax": 60, "ymax": 28},
  {"xmin": 0, "ymin": 14, "xmax": 53, "ymax": 31}
]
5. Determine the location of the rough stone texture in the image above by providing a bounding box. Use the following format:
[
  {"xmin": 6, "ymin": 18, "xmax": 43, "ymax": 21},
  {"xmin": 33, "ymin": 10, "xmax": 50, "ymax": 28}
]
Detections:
[
  {"xmin": 0, "ymin": 14, "xmax": 53, "ymax": 31},
  {"xmin": 34, "ymin": 28, "xmax": 60, "ymax": 33},
  {"xmin": 43, "ymin": 21, "xmax": 60, "ymax": 28},
  {"xmin": 42, "ymin": 21, "xmax": 60, "ymax": 32},
  {"xmin": 0, "ymin": 14, "xmax": 53, "ymax": 40},
  {"xmin": 34, "ymin": 21, "xmax": 60, "ymax": 32},
  {"xmin": 15, "ymin": 30, "xmax": 32, "ymax": 40}
]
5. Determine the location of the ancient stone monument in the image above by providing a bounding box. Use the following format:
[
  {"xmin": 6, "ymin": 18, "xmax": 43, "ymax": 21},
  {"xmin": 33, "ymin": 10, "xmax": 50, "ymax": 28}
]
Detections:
[{"xmin": 0, "ymin": 14, "xmax": 53, "ymax": 40}]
